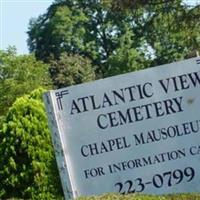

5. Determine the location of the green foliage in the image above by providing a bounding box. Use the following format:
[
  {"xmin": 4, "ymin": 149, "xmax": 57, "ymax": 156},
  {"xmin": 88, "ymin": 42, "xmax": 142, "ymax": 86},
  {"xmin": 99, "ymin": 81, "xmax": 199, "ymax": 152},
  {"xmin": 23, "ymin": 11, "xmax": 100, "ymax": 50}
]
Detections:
[
  {"xmin": 0, "ymin": 88, "xmax": 63, "ymax": 199},
  {"xmin": 143, "ymin": 2, "xmax": 200, "ymax": 66},
  {"xmin": 27, "ymin": 0, "xmax": 147, "ymax": 76},
  {"xmin": 78, "ymin": 193, "xmax": 200, "ymax": 200},
  {"xmin": 28, "ymin": 4, "xmax": 88, "ymax": 62},
  {"xmin": 28, "ymin": 0, "xmax": 200, "ymax": 77},
  {"xmin": 50, "ymin": 53, "xmax": 96, "ymax": 88},
  {"xmin": 106, "ymin": 27, "xmax": 148, "ymax": 77},
  {"xmin": 0, "ymin": 48, "xmax": 52, "ymax": 117}
]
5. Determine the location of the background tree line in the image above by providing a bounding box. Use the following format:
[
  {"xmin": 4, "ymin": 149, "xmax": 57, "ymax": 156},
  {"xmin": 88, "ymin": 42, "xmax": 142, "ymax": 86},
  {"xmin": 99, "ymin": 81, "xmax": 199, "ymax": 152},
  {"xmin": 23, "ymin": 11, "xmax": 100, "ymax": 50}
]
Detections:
[{"xmin": 0, "ymin": 0, "xmax": 199, "ymax": 199}]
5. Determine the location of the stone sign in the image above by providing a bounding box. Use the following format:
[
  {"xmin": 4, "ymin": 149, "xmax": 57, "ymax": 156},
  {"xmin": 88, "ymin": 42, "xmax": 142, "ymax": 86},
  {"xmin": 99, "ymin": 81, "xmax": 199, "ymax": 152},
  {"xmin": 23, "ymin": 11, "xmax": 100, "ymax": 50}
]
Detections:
[{"xmin": 44, "ymin": 57, "xmax": 200, "ymax": 199}]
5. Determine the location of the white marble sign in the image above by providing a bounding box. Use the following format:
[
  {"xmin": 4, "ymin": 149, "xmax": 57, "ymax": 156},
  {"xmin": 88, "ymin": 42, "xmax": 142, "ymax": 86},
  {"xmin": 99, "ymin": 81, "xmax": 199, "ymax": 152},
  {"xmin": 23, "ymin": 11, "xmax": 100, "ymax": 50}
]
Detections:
[{"xmin": 44, "ymin": 57, "xmax": 200, "ymax": 199}]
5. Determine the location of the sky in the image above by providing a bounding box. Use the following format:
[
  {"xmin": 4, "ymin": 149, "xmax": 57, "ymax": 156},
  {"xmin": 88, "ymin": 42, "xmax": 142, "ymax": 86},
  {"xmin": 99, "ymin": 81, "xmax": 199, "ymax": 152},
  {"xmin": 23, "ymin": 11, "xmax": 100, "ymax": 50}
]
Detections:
[
  {"xmin": 0, "ymin": 0, "xmax": 54, "ymax": 54},
  {"xmin": 0, "ymin": 0, "xmax": 199, "ymax": 55}
]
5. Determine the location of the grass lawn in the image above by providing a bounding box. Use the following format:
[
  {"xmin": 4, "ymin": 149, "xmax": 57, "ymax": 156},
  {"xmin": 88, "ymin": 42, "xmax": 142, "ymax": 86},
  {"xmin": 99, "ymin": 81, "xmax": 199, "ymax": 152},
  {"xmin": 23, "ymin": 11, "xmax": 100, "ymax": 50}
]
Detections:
[{"xmin": 78, "ymin": 193, "xmax": 200, "ymax": 200}]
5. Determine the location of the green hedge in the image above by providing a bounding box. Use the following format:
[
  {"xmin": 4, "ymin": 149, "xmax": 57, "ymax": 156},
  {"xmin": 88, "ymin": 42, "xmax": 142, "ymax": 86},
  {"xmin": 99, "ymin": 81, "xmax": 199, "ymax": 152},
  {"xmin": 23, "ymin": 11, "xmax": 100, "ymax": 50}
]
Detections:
[
  {"xmin": 0, "ymin": 88, "xmax": 63, "ymax": 199},
  {"xmin": 78, "ymin": 193, "xmax": 200, "ymax": 200}
]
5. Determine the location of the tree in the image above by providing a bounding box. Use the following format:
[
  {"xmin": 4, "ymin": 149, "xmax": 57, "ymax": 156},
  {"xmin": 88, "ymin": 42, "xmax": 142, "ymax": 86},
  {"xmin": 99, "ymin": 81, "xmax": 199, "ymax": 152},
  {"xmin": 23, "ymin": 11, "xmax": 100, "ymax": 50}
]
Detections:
[
  {"xmin": 50, "ymin": 53, "xmax": 96, "ymax": 88},
  {"xmin": 141, "ymin": 1, "xmax": 200, "ymax": 66},
  {"xmin": 106, "ymin": 26, "xmax": 148, "ymax": 77},
  {"xmin": 0, "ymin": 88, "xmax": 63, "ymax": 199},
  {"xmin": 102, "ymin": 0, "xmax": 179, "ymax": 11},
  {"xmin": 27, "ymin": 0, "xmax": 200, "ymax": 77},
  {"xmin": 28, "ymin": 4, "xmax": 88, "ymax": 63},
  {"xmin": 27, "ymin": 0, "xmax": 147, "ymax": 76},
  {"xmin": 0, "ymin": 47, "xmax": 52, "ymax": 117}
]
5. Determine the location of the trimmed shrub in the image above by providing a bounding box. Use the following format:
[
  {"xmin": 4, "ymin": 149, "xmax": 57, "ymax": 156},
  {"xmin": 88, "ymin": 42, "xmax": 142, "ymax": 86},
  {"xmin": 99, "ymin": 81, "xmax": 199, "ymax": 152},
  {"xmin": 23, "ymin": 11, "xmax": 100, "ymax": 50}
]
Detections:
[{"xmin": 0, "ymin": 88, "xmax": 63, "ymax": 199}]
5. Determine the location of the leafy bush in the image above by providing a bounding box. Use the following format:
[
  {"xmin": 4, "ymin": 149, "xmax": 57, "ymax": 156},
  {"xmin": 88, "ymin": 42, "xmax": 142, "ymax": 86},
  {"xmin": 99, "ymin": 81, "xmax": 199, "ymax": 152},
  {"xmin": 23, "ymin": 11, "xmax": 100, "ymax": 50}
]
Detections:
[
  {"xmin": 0, "ymin": 88, "xmax": 63, "ymax": 199},
  {"xmin": 0, "ymin": 47, "xmax": 52, "ymax": 116},
  {"xmin": 50, "ymin": 53, "xmax": 96, "ymax": 88}
]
